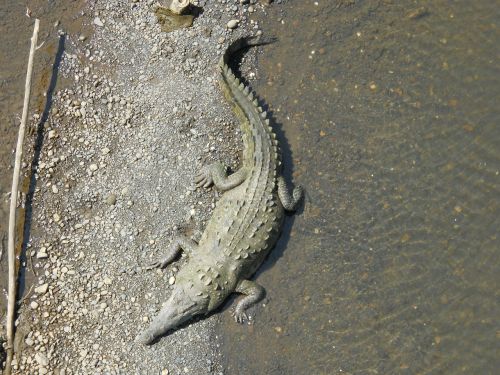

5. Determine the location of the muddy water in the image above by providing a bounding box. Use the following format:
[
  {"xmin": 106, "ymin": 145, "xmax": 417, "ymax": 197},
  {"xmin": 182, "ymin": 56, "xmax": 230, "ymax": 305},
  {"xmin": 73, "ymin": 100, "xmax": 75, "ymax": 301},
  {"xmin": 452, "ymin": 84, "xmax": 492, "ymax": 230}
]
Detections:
[
  {"xmin": 222, "ymin": 1, "xmax": 500, "ymax": 374},
  {"xmin": 0, "ymin": 0, "xmax": 85, "ymax": 322}
]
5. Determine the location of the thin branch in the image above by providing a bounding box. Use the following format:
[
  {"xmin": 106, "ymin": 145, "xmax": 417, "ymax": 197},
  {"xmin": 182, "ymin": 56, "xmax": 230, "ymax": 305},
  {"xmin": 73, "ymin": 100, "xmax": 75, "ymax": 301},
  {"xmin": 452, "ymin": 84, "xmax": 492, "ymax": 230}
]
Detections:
[{"xmin": 4, "ymin": 18, "xmax": 40, "ymax": 375}]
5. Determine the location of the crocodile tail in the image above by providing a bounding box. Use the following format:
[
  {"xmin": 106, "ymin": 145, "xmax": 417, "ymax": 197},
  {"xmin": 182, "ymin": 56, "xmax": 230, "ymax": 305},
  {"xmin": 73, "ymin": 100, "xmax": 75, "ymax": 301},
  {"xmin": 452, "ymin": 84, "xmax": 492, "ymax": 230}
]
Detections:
[{"xmin": 219, "ymin": 36, "xmax": 277, "ymax": 69}]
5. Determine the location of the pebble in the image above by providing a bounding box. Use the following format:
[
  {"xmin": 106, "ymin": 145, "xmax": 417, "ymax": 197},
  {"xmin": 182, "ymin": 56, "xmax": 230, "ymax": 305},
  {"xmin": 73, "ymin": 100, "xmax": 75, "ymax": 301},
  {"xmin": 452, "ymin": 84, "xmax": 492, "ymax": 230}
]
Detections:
[
  {"xmin": 53, "ymin": 213, "xmax": 61, "ymax": 222},
  {"xmin": 35, "ymin": 353, "xmax": 49, "ymax": 367},
  {"xmin": 35, "ymin": 283, "xmax": 49, "ymax": 295},
  {"xmin": 93, "ymin": 17, "xmax": 104, "ymax": 27},
  {"xmin": 30, "ymin": 301, "xmax": 39, "ymax": 310},
  {"xmin": 106, "ymin": 193, "xmax": 117, "ymax": 205},
  {"xmin": 169, "ymin": 276, "xmax": 176, "ymax": 285},
  {"xmin": 227, "ymin": 19, "xmax": 239, "ymax": 29},
  {"xmin": 52, "ymin": 185, "xmax": 59, "ymax": 194},
  {"xmin": 89, "ymin": 163, "xmax": 99, "ymax": 171},
  {"xmin": 37, "ymin": 251, "xmax": 48, "ymax": 259}
]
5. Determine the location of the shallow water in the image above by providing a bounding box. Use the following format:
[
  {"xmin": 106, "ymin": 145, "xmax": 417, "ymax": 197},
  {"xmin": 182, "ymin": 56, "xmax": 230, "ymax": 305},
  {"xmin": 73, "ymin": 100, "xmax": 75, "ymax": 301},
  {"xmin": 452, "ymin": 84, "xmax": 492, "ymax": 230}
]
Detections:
[{"xmin": 222, "ymin": 1, "xmax": 500, "ymax": 374}]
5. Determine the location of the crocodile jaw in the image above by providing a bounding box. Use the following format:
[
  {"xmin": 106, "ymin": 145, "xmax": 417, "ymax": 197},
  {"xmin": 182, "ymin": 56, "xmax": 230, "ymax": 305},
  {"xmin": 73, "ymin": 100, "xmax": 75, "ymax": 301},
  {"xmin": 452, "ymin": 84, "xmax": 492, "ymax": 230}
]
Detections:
[{"xmin": 136, "ymin": 288, "xmax": 207, "ymax": 345}]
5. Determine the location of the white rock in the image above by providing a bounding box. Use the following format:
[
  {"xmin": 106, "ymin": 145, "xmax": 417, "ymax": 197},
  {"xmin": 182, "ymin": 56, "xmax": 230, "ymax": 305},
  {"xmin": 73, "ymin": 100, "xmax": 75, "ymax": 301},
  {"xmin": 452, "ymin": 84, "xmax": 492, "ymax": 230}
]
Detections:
[
  {"xmin": 89, "ymin": 163, "xmax": 99, "ymax": 171},
  {"xmin": 51, "ymin": 185, "xmax": 59, "ymax": 194},
  {"xmin": 30, "ymin": 301, "xmax": 39, "ymax": 310},
  {"xmin": 35, "ymin": 353, "xmax": 49, "ymax": 366},
  {"xmin": 53, "ymin": 213, "xmax": 61, "ymax": 222},
  {"xmin": 168, "ymin": 276, "xmax": 176, "ymax": 285},
  {"xmin": 227, "ymin": 19, "xmax": 239, "ymax": 29},
  {"xmin": 37, "ymin": 251, "xmax": 48, "ymax": 259},
  {"xmin": 35, "ymin": 283, "xmax": 49, "ymax": 294},
  {"xmin": 94, "ymin": 17, "xmax": 104, "ymax": 27}
]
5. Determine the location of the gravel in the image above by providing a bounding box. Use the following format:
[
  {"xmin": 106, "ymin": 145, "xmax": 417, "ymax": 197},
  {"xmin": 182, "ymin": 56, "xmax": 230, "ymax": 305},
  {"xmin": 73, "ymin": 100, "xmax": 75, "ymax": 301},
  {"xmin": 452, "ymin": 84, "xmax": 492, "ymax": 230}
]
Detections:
[{"xmin": 11, "ymin": 0, "xmax": 271, "ymax": 373}]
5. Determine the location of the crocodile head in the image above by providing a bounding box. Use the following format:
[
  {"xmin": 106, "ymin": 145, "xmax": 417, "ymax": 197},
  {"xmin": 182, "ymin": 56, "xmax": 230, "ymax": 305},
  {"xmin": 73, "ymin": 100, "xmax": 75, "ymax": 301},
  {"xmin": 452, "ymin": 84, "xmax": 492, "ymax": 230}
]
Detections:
[{"xmin": 135, "ymin": 285, "xmax": 209, "ymax": 345}]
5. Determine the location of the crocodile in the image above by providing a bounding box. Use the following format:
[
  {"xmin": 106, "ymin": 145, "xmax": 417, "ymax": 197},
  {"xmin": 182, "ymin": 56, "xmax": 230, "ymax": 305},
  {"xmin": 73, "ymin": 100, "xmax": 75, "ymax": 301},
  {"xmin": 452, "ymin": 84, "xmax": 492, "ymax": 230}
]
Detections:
[{"xmin": 136, "ymin": 37, "xmax": 303, "ymax": 345}]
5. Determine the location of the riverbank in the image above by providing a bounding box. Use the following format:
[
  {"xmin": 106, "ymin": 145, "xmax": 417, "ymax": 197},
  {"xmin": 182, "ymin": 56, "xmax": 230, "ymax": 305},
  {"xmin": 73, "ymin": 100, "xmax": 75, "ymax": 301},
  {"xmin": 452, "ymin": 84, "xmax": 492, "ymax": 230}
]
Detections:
[{"xmin": 6, "ymin": 0, "xmax": 273, "ymax": 373}]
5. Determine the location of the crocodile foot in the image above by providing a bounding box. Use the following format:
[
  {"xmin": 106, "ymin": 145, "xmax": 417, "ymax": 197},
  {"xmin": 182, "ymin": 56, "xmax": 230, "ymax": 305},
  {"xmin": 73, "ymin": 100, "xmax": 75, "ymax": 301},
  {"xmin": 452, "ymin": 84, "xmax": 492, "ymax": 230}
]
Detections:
[
  {"xmin": 194, "ymin": 165, "xmax": 214, "ymax": 188},
  {"xmin": 145, "ymin": 235, "xmax": 198, "ymax": 270},
  {"xmin": 232, "ymin": 308, "xmax": 248, "ymax": 324}
]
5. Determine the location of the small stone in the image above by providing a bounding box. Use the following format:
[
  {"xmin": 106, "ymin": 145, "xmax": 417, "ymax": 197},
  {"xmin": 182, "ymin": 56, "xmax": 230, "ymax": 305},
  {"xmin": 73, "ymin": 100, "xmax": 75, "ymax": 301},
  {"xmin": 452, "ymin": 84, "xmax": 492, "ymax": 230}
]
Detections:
[
  {"xmin": 84, "ymin": 66, "xmax": 90, "ymax": 74},
  {"xmin": 48, "ymin": 130, "xmax": 57, "ymax": 139},
  {"xmin": 25, "ymin": 337, "xmax": 35, "ymax": 346},
  {"xmin": 162, "ymin": 370, "xmax": 169, "ymax": 375},
  {"xmin": 89, "ymin": 163, "xmax": 99, "ymax": 171},
  {"xmin": 37, "ymin": 251, "xmax": 48, "ymax": 259},
  {"xmin": 53, "ymin": 213, "xmax": 61, "ymax": 222},
  {"xmin": 101, "ymin": 147, "xmax": 111, "ymax": 155},
  {"xmin": 30, "ymin": 301, "xmax": 39, "ymax": 310},
  {"xmin": 51, "ymin": 185, "xmax": 59, "ymax": 194},
  {"xmin": 169, "ymin": 276, "xmax": 176, "ymax": 285},
  {"xmin": 35, "ymin": 283, "xmax": 49, "ymax": 294},
  {"xmin": 94, "ymin": 17, "xmax": 104, "ymax": 27},
  {"xmin": 35, "ymin": 352, "xmax": 49, "ymax": 367},
  {"xmin": 227, "ymin": 19, "xmax": 239, "ymax": 29},
  {"xmin": 106, "ymin": 194, "xmax": 117, "ymax": 205}
]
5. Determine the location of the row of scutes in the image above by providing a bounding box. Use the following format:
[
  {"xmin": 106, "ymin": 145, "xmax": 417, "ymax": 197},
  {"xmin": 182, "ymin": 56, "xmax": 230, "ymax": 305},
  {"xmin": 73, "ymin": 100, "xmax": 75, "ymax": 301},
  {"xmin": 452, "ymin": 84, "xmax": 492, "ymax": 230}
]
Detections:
[
  {"xmin": 219, "ymin": 57, "xmax": 282, "ymax": 260},
  {"xmin": 221, "ymin": 62, "xmax": 281, "ymax": 166}
]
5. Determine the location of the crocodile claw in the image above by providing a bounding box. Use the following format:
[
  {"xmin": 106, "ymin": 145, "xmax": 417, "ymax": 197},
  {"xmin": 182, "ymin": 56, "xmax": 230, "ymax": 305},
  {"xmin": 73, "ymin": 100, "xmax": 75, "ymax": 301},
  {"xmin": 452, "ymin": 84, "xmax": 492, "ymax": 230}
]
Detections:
[
  {"xmin": 145, "ymin": 261, "xmax": 162, "ymax": 270},
  {"xmin": 233, "ymin": 308, "xmax": 248, "ymax": 324},
  {"xmin": 194, "ymin": 167, "xmax": 213, "ymax": 188}
]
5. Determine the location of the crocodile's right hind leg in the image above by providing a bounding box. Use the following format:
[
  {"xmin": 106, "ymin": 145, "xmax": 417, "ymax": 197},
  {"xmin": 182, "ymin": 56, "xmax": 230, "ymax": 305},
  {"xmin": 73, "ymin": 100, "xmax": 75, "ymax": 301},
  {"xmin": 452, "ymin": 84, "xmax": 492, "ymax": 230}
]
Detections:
[
  {"xmin": 278, "ymin": 176, "xmax": 303, "ymax": 211},
  {"xmin": 147, "ymin": 235, "xmax": 198, "ymax": 270},
  {"xmin": 233, "ymin": 279, "xmax": 265, "ymax": 323},
  {"xmin": 195, "ymin": 162, "xmax": 247, "ymax": 192}
]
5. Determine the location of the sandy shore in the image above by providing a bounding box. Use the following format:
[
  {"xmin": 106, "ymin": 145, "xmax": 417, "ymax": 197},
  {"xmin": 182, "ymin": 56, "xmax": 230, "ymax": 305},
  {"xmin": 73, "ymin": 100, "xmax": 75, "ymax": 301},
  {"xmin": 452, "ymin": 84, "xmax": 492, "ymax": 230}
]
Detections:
[{"xmin": 10, "ymin": 0, "xmax": 272, "ymax": 373}]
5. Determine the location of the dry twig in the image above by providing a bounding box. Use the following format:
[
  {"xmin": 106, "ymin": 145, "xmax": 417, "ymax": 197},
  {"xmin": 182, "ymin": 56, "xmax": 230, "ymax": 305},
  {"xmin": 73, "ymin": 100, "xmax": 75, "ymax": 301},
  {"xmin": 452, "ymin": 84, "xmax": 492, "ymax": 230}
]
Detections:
[{"xmin": 4, "ymin": 18, "xmax": 40, "ymax": 375}]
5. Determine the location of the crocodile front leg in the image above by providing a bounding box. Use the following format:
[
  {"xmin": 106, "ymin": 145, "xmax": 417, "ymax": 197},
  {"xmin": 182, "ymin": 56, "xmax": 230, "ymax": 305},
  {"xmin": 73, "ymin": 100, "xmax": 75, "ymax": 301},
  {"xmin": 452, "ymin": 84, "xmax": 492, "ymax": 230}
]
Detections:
[
  {"xmin": 147, "ymin": 235, "xmax": 198, "ymax": 269},
  {"xmin": 278, "ymin": 176, "xmax": 303, "ymax": 211},
  {"xmin": 195, "ymin": 162, "xmax": 248, "ymax": 192},
  {"xmin": 233, "ymin": 279, "xmax": 265, "ymax": 323}
]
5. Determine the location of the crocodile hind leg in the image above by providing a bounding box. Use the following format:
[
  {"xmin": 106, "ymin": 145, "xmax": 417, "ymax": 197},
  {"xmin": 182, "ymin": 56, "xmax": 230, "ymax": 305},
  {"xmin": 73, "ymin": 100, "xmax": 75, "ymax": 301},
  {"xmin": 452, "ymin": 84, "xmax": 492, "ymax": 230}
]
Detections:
[
  {"xmin": 195, "ymin": 162, "xmax": 247, "ymax": 192},
  {"xmin": 278, "ymin": 176, "xmax": 303, "ymax": 211},
  {"xmin": 233, "ymin": 279, "xmax": 265, "ymax": 323},
  {"xmin": 147, "ymin": 235, "xmax": 198, "ymax": 269}
]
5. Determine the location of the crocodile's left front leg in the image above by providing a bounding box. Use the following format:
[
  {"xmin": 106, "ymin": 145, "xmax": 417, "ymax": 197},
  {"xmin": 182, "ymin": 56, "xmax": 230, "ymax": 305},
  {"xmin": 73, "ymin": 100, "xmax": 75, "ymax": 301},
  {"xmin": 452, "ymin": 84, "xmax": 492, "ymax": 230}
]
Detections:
[
  {"xmin": 195, "ymin": 162, "xmax": 248, "ymax": 192},
  {"xmin": 233, "ymin": 279, "xmax": 265, "ymax": 323}
]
